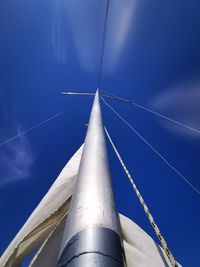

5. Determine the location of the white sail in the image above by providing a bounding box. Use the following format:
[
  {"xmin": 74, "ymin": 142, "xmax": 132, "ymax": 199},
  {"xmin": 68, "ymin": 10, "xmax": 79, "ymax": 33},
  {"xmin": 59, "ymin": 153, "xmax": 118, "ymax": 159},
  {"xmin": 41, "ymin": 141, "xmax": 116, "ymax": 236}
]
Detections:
[
  {"xmin": 0, "ymin": 145, "xmax": 83, "ymax": 267},
  {"xmin": 29, "ymin": 217, "xmax": 67, "ymax": 267},
  {"xmin": 11, "ymin": 213, "xmax": 182, "ymax": 267},
  {"xmin": 120, "ymin": 214, "xmax": 182, "ymax": 267},
  {"xmin": 0, "ymin": 143, "xmax": 182, "ymax": 267}
]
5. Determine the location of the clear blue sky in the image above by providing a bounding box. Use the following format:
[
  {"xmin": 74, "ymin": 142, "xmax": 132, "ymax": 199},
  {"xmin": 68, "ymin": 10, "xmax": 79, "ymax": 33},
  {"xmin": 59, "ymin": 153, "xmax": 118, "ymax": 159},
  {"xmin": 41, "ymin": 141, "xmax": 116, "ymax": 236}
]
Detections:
[{"xmin": 0, "ymin": 0, "xmax": 200, "ymax": 266}]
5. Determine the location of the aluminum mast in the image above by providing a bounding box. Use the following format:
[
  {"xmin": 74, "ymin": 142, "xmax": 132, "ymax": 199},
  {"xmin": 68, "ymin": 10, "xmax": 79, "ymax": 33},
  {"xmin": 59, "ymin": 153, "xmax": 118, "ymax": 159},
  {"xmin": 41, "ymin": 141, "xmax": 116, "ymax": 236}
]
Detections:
[{"xmin": 57, "ymin": 89, "xmax": 124, "ymax": 266}]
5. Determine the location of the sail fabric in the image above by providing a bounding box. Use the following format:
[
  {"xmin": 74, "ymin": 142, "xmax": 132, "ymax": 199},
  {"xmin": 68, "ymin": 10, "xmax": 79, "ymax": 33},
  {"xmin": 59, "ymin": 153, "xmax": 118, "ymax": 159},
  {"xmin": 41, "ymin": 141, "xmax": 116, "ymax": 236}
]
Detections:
[
  {"xmin": 28, "ymin": 217, "xmax": 67, "ymax": 267},
  {"xmin": 24, "ymin": 214, "xmax": 181, "ymax": 267},
  {"xmin": 0, "ymin": 145, "xmax": 83, "ymax": 267},
  {"xmin": 0, "ymin": 143, "xmax": 182, "ymax": 267},
  {"xmin": 120, "ymin": 214, "xmax": 182, "ymax": 267}
]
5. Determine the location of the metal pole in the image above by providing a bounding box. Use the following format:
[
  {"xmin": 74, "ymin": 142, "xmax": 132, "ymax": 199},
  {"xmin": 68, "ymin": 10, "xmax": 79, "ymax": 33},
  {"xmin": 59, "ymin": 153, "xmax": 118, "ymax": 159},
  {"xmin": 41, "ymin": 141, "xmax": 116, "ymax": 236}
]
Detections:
[{"xmin": 57, "ymin": 89, "xmax": 124, "ymax": 266}]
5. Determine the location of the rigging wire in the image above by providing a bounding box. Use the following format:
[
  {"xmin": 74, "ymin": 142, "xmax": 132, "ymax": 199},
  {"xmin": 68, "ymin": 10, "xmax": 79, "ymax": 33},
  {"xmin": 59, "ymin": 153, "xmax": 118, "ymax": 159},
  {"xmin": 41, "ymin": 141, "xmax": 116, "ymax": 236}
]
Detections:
[
  {"xmin": 61, "ymin": 92, "xmax": 95, "ymax": 97},
  {"xmin": 97, "ymin": 0, "xmax": 110, "ymax": 89},
  {"xmin": 101, "ymin": 96, "xmax": 200, "ymax": 196},
  {"xmin": 101, "ymin": 90, "xmax": 200, "ymax": 135},
  {"xmin": 0, "ymin": 103, "xmax": 81, "ymax": 147},
  {"xmin": 104, "ymin": 126, "xmax": 178, "ymax": 267}
]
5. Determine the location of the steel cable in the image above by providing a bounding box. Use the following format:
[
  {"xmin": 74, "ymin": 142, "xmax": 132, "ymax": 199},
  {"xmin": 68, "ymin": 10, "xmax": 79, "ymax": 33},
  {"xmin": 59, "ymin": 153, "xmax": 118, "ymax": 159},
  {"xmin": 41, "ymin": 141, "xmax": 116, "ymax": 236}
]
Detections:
[{"xmin": 101, "ymin": 96, "xmax": 200, "ymax": 196}]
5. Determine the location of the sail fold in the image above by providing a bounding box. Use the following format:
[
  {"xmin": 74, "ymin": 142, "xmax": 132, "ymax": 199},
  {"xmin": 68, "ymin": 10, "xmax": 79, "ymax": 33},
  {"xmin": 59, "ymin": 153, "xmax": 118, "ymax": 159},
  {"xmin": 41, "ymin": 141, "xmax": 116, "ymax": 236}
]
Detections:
[
  {"xmin": 0, "ymin": 143, "xmax": 182, "ymax": 267},
  {"xmin": 28, "ymin": 216, "xmax": 67, "ymax": 267},
  {"xmin": 120, "ymin": 214, "xmax": 182, "ymax": 267},
  {"xmin": 0, "ymin": 145, "xmax": 83, "ymax": 267}
]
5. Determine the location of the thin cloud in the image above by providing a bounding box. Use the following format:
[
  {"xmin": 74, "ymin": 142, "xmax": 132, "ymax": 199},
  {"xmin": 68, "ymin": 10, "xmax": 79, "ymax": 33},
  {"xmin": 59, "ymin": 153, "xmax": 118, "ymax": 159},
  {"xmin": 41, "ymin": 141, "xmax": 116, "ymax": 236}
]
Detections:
[
  {"xmin": 105, "ymin": 0, "xmax": 136, "ymax": 72},
  {"xmin": 51, "ymin": 0, "xmax": 68, "ymax": 65},
  {"xmin": 63, "ymin": 0, "xmax": 103, "ymax": 72},
  {"xmin": 49, "ymin": 0, "xmax": 136, "ymax": 72},
  {"xmin": 150, "ymin": 79, "xmax": 200, "ymax": 138},
  {"xmin": 0, "ymin": 125, "xmax": 34, "ymax": 187}
]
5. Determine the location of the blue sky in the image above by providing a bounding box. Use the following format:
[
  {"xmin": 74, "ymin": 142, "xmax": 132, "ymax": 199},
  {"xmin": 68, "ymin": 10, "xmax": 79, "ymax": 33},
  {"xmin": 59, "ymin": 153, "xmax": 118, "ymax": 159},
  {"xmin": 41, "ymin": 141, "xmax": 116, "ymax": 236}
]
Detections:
[{"xmin": 0, "ymin": 0, "xmax": 200, "ymax": 266}]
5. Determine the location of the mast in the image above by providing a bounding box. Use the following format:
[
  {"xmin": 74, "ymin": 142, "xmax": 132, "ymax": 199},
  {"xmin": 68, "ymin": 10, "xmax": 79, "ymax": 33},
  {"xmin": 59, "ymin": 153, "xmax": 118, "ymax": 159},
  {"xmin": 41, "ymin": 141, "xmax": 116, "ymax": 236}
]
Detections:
[{"xmin": 57, "ymin": 89, "xmax": 124, "ymax": 266}]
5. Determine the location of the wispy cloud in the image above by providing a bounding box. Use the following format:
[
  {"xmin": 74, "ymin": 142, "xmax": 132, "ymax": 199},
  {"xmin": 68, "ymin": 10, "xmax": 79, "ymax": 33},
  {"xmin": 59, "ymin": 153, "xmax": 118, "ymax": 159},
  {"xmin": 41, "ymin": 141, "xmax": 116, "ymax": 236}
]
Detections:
[
  {"xmin": 0, "ymin": 125, "xmax": 34, "ymax": 187},
  {"xmin": 63, "ymin": 0, "xmax": 103, "ymax": 72},
  {"xmin": 51, "ymin": 0, "xmax": 68, "ymax": 65},
  {"xmin": 150, "ymin": 79, "xmax": 200, "ymax": 138},
  {"xmin": 105, "ymin": 0, "xmax": 136, "ymax": 72},
  {"xmin": 49, "ymin": 0, "xmax": 136, "ymax": 72}
]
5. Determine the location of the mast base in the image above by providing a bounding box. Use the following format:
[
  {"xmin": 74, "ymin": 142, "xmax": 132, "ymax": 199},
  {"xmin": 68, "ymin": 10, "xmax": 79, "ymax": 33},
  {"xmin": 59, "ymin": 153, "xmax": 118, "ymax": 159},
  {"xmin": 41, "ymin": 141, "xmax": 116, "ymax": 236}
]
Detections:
[{"xmin": 57, "ymin": 227, "xmax": 124, "ymax": 267}]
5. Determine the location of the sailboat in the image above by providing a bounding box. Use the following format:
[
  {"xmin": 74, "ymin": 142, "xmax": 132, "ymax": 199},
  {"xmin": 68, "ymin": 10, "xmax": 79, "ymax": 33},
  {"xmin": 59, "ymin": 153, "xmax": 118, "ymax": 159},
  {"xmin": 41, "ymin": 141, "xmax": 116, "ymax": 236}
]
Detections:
[{"xmin": 0, "ymin": 90, "xmax": 182, "ymax": 267}]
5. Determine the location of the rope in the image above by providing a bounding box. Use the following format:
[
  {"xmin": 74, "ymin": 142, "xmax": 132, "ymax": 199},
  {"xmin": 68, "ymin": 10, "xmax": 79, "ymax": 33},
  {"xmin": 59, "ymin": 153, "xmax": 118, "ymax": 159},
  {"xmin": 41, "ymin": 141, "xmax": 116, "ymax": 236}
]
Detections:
[
  {"xmin": 101, "ymin": 90, "xmax": 200, "ymax": 135},
  {"xmin": 101, "ymin": 97, "xmax": 200, "ymax": 195},
  {"xmin": 0, "ymin": 103, "xmax": 80, "ymax": 147},
  {"xmin": 104, "ymin": 127, "xmax": 178, "ymax": 267},
  {"xmin": 97, "ymin": 0, "xmax": 110, "ymax": 89}
]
